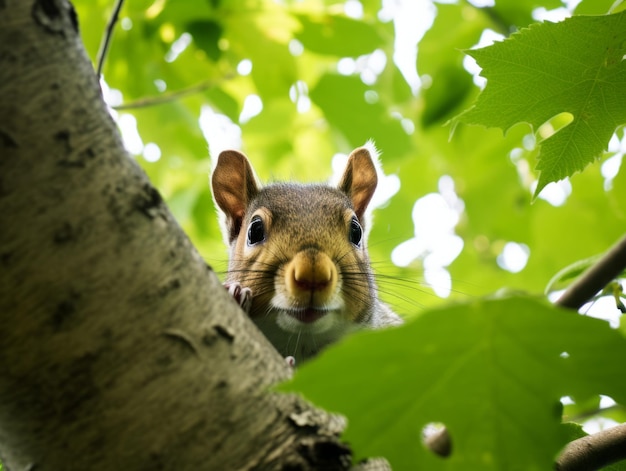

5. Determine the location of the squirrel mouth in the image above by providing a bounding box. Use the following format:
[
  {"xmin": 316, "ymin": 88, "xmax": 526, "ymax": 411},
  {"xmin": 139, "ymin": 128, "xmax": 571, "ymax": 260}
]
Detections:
[{"xmin": 287, "ymin": 308, "xmax": 327, "ymax": 324}]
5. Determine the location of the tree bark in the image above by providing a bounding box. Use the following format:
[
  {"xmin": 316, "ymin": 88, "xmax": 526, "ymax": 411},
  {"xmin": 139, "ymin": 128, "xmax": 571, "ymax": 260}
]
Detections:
[{"xmin": 0, "ymin": 1, "xmax": 355, "ymax": 469}]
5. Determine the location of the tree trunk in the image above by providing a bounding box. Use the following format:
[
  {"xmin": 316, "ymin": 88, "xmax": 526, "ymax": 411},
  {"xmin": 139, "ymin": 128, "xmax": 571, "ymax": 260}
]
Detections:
[{"xmin": 0, "ymin": 1, "xmax": 357, "ymax": 469}]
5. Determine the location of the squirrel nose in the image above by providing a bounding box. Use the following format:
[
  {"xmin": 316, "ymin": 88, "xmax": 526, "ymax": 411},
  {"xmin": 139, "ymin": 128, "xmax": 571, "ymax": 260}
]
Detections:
[
  {"xmin": 294, "ymin": 258, "xmax": 331, "ymax": 291},
  {"xmin": 286, "ymin": 250, "xmax": 337, "ymax": 299}
]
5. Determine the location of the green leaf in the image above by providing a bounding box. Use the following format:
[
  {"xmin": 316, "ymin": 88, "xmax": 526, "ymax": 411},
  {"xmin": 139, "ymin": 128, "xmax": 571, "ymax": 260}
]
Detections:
[
  {"xmin": 294, "ymin": 14, "xmax": 385, "ymax": 57},
  {"xmin": 186, "ymin": 20, "xmax": 223, "ymax": 61},
  {"xmin": 484, "ymin": 0, "xmax": 563, "ymax": 30},
  {"xmin": 281, "ymin": 297, "xmax": 626, "ymax": 470},
  {"xmin": 204, "ymin": 86, "xmax": 240, "ymax": 122},
  {"xmin": 456, "ymin": 11, "xmax": 626, "ymax": 197},
  {"xmin": 224, "ymin": 8, "xmax": 298, "ymax": 100},
  {"xmin": 575, "ymin": 0, "xmax": 624, "ymax": 15},
  {"xmin": 421, "ymin": 64, "xmax": 475, "ymax": 128},
  {"xmin": 310, "ymin": 73, "xmax": 411, "ymax": 155},
  {"xmin": 418, "ymin": 2, "xmax": 489, "ymax": 127}
]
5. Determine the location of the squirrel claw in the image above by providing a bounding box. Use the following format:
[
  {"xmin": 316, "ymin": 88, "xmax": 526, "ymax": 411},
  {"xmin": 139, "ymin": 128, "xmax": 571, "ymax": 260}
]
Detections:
[{"xmin": 224, "ymin": 282, "xmax": 252, "ymax": 313}]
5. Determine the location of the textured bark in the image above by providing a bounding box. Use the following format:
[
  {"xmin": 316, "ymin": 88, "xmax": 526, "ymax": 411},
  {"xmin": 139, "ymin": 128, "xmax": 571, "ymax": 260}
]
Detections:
[
  {"xmin": 0, "ymin": 1, "xmax": 356, "ymax": 469},
  {"xmin": 556, "ymin": 424, "xmax": 626, "ymax": 471}
]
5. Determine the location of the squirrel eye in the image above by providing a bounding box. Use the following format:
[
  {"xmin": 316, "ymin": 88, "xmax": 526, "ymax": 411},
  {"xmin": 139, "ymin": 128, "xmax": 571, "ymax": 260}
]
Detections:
[
  {"xmin": 349, "ymin": 217, "xmax": 363, "ymax": 247},
  {"xmin": 247, "ymin": 216, "xmax": 265, "ymax": 246}
]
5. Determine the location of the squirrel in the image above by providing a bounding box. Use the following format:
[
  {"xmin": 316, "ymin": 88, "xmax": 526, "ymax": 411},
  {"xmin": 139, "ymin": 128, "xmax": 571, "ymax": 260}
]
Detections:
[{"xmin": 211, "ymin": 143, "xmax": 402, "ymax": 363}]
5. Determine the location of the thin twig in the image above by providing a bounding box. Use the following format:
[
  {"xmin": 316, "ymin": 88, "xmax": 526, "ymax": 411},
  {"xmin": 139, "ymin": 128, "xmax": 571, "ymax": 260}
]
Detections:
[
  {"xmin": 556, "ymin": 234, "xmax": 626, "ymax": 310},
  {"xmin": 112, "ymin": 75, "xmax": 235, "ymax": 110},
  {"xmin": 567, "ymin": 404, "xmax": 624, "ymax": 423},
  {"xmin": 96, "ymin": 0, "xmax": 125, "ymax": 77}
]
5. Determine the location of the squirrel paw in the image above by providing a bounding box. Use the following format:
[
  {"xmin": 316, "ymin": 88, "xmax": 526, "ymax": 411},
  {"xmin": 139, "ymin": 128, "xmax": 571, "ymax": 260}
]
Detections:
[{"xmin": 224, "ymin": 282, "xmax": 252, "ymax": 313}]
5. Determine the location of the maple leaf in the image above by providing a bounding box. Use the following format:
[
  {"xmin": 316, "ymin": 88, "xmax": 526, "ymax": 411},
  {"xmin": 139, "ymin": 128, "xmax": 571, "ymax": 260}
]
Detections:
[{"xmin": 456, "ymin": 11, "xmax": 626, "ymax": 197}]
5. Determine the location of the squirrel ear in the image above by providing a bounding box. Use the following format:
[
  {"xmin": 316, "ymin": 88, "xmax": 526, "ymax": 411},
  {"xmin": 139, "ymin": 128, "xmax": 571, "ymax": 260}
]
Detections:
[
  {"xmin": 338, "ymin": 146, "xmax": 378, "ymax": 220},
  {"xmin": 211, "ymin": 150, "xmax": 260, "ymax": 243}
]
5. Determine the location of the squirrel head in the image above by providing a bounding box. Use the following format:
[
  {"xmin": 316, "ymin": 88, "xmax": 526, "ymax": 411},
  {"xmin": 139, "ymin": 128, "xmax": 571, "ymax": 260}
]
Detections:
[{"xmin": 211, "ymin": 144, "xmax": 384, "ymax": 359}]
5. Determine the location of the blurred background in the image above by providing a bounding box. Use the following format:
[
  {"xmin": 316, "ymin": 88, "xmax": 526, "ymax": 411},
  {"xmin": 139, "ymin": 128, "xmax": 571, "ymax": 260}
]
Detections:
[{"xmin": 72, "ymin": 0, "xmax": 626, "ymax": 319}]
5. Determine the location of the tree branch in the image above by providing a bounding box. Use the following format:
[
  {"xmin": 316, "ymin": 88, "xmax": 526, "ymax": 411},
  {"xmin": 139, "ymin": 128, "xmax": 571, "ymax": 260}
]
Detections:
[
  {"xmin": 556, "ymin": 234, "xmax": 626, "ymax": 310},
  {"xmin": 556, "ymin": 424, "xmax": 626, "ymax": 471}
]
